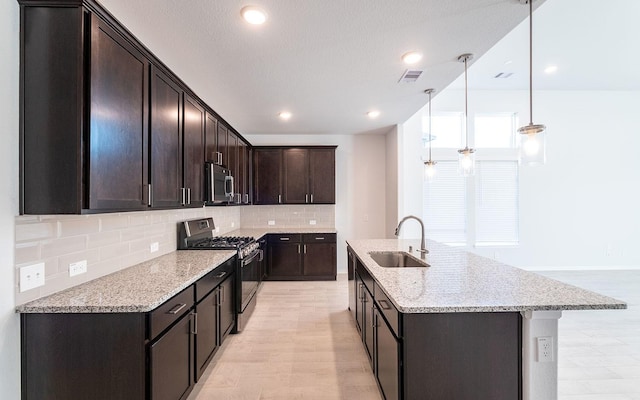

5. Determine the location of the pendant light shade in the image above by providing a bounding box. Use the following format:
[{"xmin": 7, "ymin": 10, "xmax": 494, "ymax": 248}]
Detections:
[
  {"xmin": 457, "ymin": 53, "xmax": 475, "ymax": 177},
  {"xmin": 423, "ymin": 88, "xmax": 437, "ymax": 181},
  {"xmin": 518, "ymin": 0, "xmax": 547, "ymax": 165}
]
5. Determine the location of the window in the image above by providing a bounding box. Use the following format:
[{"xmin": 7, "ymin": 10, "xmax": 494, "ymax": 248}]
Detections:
[{"xmin": 422, "ymin": 113, "xmax": 519, "ymax": 247}]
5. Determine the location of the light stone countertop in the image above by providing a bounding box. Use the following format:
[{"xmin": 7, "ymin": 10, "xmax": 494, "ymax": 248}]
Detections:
[
  {"xmin": 16, "ymin": 228, "xmax": 337, "ymax": 314},
  {"xmin": 16, "ymin": 250, "xmax": 236, "ymax": 313},
  {"xmin": 347, "ymin": 239, "xmax": 627, "ymax": 313}
]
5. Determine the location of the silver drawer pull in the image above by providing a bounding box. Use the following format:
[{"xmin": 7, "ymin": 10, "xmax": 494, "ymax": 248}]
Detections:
[
  {"xmin": 315, "ymin": 237, "xmax": 325, "ymax": 240},
  {"xmin": 213, "ymin": 271, "xmax": 227, "ymax": 278},
  {"xmin": 280, "ymin": 237, "xmax": 290, "ymax": 241},
  {"xmin": 167, "ymin": 303, "xmax": 186, "ymax": 315},
  {"xmin": 378, "ymin": 299, "xmax": 392, "ymax": 310}
]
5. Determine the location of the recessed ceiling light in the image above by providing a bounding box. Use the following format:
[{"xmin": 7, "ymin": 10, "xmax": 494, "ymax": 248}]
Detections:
[
  {"xmin": 241, "ymin": 6, "xmax": 267, "ymax": 25},
  {"xmin": 278, "ymin": 111, "xmax": 292, "ymax": 120},
  {"xmin": 402, "ymin": 51, "xmax": 423, "ymax": 65},
  {"xmin": 544, "ymin": 65, "xmax": 558, "ymax": 74},
  {"xmin": 367, "ymin": 110, "xmax": 380, "ymax": 119}
]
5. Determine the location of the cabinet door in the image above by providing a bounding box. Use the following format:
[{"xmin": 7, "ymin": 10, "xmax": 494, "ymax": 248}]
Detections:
[
  {"xmin": 217, "ymin": 123, "xmax": 228, "ymax": 168},
  {"xmin": 219, "ymin": 276, "xmax": 236, "ymax": 340},
  {"xmin": 150, "ymin": 312, "xmax": 194, "ymax": 400},
  {"xmin": 268, "ymin": 242, "xmax": 302, "ymax": 278},
  {"xmin": 283, "ymin": 148, "xmax": 309, "ymax": 203},
  {"xmin": 253, "ymin": 149, "xmax": 282, "ymax": 204},
  {"xmin": 150, "ymin": 68, "xmax": 182, "ymax": 208},
  {"xmin": 309, "ymin": 148, "xmax": 335, "ymax": 204},
  {"xmin": 88, "ymin": 14, "xmax": 149, "ymax": 211},
  {"xmin": 195, "ymin": 291, "xmax": 218, "ymax": 381},
  {"xmin": 375, "ymin": 309, "xmax": 400, "ymax": 400},
  {"xmin": 227, "ymin": 132, "xmax": 239, "ymax": 202},
  {"xmin": 303, "ymin": 242, "xmax": 336, "ymax": 278},
  {"xmin": 204, "ymin": 112, "xmax": 218, "ymax": 163},
  {"xmin": 238, "ymin": 141, "xmax": 248, "ymax": 204},
  {"xmin": 183, "ymin": 95, "xmax": 205, "ymax": 207},
  {"xmin": 364, "ymin": 288, "xmax": 375, "ymax": 366}
]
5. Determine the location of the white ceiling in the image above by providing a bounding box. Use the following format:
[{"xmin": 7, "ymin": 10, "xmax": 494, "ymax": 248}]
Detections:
[{"xmin": 96, "ymin": 0, "xmax": 639, "ymax": 137}]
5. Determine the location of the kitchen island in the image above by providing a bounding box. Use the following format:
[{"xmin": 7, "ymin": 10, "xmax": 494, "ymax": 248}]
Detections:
[{"xmin": 346, "ymin": 239, "xmax": 626, "ymax": 400}]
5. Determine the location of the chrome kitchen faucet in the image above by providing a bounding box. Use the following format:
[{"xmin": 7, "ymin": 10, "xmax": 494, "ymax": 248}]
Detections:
[{"xmin": 395, "ymin": 215, "xmax": 428, "ymax": 258}]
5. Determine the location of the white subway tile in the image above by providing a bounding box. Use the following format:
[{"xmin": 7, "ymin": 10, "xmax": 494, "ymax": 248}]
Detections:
[
  {"xmin": 41, "ymin": 237, "xmax": 87, "ymax": 259},
  {"xmin": 59, "ymin": 217, "xmax": 100, "ymax": 237},
  {"xmin": 15, "ymin": 221, "xmax": 57, "ymax": 242}
]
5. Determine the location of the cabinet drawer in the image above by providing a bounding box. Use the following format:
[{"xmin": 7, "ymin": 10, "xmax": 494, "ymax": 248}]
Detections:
[
  {"xmin": 195, "ymin": 258, "xmax": 235, "ymax": 302},
  {"xmin": 148, "ymin": 285, "xmax": 194, "ymax": 340},
  {"xmin": 302, "ymin": 233, "xmax": 336, "ymax": 243},
  {"xmin": 374, "ymin": 282, "xmax": 399, "ymax": 338},
  {"xmin": 267, "ymin": 234, "xmax": 302, "ymax": 244},
  {"xmin": 356, "ymin": 259, "xmax": 374, "ymax": 294}
]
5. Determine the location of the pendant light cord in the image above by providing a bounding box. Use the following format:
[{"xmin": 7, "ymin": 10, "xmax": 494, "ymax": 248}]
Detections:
[
  {"xmin": 464, "ymin": 56, "xmax": 469, "ymax": 148},
  {"xmin": 528, "ymin": 0, "xmax": 533, "ymax": 125},
  {"xmin": 428, "ymin": 91, "xmax": 432, "ymax": 161}
]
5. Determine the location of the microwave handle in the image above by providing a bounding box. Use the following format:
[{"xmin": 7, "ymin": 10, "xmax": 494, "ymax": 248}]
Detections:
[
  {"xmin": 225, "ymin": 175, "xmax": 234, "ymax": 199},
  {"xmin": 209, "ymin": 166, "xmax": 216, "ymax": 201}
]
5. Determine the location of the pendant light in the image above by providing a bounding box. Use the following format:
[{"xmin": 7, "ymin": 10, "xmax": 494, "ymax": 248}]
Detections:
[
  {"xmin": 457, "ymin": 53, "xmax": 475, "ymax": 177},
  {"xmin": 518, "ymin": 0, "xmax": 546, "ymax": 165},
  {"xmin": 423, "ymin": 88, "xmax": 437, "ymax": 181}
]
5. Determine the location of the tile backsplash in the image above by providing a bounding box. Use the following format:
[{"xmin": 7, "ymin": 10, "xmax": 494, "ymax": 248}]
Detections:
[
  {"xmin": 14, "ymin": 206, "xmax": 241, "ymax": 305},
  {"xmin": 240, "ymin": 205, "xmax": 335, "ymax": 229},
  {"xmin": 14, "ymin": 204, "xmax": 336, "ymax": 305}
]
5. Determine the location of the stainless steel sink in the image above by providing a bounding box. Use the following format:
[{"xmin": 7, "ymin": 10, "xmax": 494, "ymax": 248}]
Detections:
[{"xmin": 369, "ymin": 251, "xmax": 430, "ymax": 268}]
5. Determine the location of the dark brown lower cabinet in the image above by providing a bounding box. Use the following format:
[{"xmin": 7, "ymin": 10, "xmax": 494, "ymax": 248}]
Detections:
[
  {"xmin": 266, "ymin": 233, "xmax": 336, "ymax": 281},
  {"xmin": 150, "ymin": 312, "xmax": 195, "ymax": 400},
  {"xmin": 351, "ymin": 252, "xmax": 522, "ymax": 400},
  {"xmin": 21, "ymin": 263, "xmax": 236, "ymax": 400}
]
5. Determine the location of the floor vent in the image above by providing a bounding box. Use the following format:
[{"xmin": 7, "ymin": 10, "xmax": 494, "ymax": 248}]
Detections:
[{"xmin": 399, "ymin": 69, "xmax": 424, "ymax": 83}]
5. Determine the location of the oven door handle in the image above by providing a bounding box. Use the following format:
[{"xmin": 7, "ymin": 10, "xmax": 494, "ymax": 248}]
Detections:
[{"xmin": 242, "ymin": 250, "xmax": 260, "ymax": 266}]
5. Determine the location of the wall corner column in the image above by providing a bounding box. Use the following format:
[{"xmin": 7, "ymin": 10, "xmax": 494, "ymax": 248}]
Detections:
[{"xmin": 521, "ymin": 310, "xmax": 562, "ymax": 400}]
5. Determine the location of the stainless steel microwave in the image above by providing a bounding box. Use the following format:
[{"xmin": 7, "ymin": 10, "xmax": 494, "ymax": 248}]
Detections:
[{"xmin": 205, "ymin": 162, "xmax": 234, "ymax": 204}]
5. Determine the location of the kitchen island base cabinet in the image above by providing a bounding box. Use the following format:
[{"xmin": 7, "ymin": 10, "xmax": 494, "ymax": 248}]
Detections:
[{"xmin": 350, "ymin": 248, "xmax": 522, "ymax": 400}]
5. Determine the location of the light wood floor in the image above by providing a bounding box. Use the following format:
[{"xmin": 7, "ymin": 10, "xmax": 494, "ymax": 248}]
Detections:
[{"xmin": 189, "ymin": 271, "xmax": 640, "ymax": 400}]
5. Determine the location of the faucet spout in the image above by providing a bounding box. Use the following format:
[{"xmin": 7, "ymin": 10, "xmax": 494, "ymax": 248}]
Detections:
[{"xmin": 395, "ymin": 215, "xmax": 428, "ymax": 257}]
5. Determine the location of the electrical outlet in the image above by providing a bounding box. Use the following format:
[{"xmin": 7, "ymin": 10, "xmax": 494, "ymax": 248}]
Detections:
[
  {"xmin": 537, "ymin": 336, "xmax": 553, "ymax": 362},
  {"xmin": 309, "ymin": 220, "xmax": 317, "ymax": 225},
  {"xmin": 231, "ymin": 222, "xmax": 235, "ymax": 228},
  {"xmin": 268, "ymin": 220, "xmax": 275, "ymax": 226},
  {"xmin": 69, "ymin": 260, "xmax": 87, "ymax": 277},
  {"xmin": 215, "ymin": 227, "xmax": 220, "ymax": 233},
  {"xmin": 150, "ymin": 242, "xmax": 159, "ymax": 253},
  {"xmin": 20, "ymin": 263, "xmax": 45, "ymax": 292}
]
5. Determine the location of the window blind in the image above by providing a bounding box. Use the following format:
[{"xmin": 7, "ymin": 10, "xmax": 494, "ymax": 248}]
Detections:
[
  {"xmin": 423, "ymin": 161, "xmax": 467, "ymax": 244},
  {"xmin": 475, "ymin": 161, "xmax": 519, "ymax": 244}
]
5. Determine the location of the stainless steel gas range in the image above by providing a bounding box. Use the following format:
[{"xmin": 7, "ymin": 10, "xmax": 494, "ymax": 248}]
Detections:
[{"xmin": 178, "ymin": 218, "xmax": 262, "ymax": 332}]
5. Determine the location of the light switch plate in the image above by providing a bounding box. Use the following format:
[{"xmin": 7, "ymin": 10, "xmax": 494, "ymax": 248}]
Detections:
[
  {"xmin": 150, "ymin": 242, "xmax": 159, "ymax": 253},
  {"xmin": 268, "ymin": 220, "xmax": 275, "ymax": 226},
  {"xmin": 69, "ymin": 260, "xmax": 87, "ymax": 277},
  {"xmin": 309, "ymin": 220, "xmax": 317, "ymax": 225},
  {"xmin": 20, "ymin": 263, "xmax": 45, "ymax": 292}
]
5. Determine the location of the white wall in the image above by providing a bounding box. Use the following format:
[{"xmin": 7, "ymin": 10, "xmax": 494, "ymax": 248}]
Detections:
[
  {"xmin": 404, "ymin": 89, "xmax": 640, "ymax": 270},
  {"xmin": 385, "ymin": 127, "xmax": 399, "ymax": 239},
  {"xmin": 1, "ymin": 0, "xmax": 21, "ymax": 398},
  {"xmin": 245, "ymin": 134, "xmax": 388, "ymax": 272}
]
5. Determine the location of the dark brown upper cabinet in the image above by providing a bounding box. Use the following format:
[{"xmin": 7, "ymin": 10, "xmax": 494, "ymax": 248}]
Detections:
[
  {"xmin": 19, "ymin": 0, "xmax": 250, "ymax": 214},
  {"xmin": 150, "ymin": 68, "xmax": 183, "ymax": 208},
  {"xmin": 253, "ymin": 147, "xmax": 336, "ymax": 205},
  {"xmin": 20, "ymin": 6, "xmax": 150, "ymax": 214},
  {"xmin": 150, "ymin": 69, "xmax": 205, "ymax": 208},
  {"xmin": 182, "ymin": 95, "xmax": 206, "ymax": 207}
]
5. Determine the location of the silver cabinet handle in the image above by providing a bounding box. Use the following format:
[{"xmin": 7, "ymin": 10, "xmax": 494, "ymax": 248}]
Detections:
[
  {"xmin": 213, "ymin": 271, "xmax": 227, "ymax": 278},
  {"xmin": 315, "ymin": 237, "xmax": 325, "ymax": 240},
  {"xmin": 217, "ymin": 152, "xmax": 222, "ymax": 165},
  {"xmin": 311, "ymin": 194, "xmax": 314, "ymax": 203},
  {"xmin": 278, "ymin": 194, "xmax": 282, "ymax": 204},
  {"xmin": 221, "ymin": 285, "xmax": 225, "ymax": 304},
  {"xmin": 280, "ymin": 237, "xmax": 290, "ymax": 241},
  {"xmin": 191, "ymin": 312, "xmax": 198, "ymax": 334},
  {"xmin": 303, "ymin": 244, "xmax": 307, "ymax": 254},
  {"xmin": 378, "ymin": 299, "xmax": 392, "ymax": 310},
  {"xmin": 167, "ymin": 303, "xmax": 186, "ymax": 315},
  {"xmin": 305, "ymin": 194, "xmax": 308, "ymax": 203},
  {"xmin": 187, "ymin": 188, "xmax": 191, "ymax": 204},
  {"xmin": 245, "ymin": 194, "xmax": 249, "ymax": 203},
  {"xmin": 297, "ymin": 244, "xmax": 301, "ymax": 254},
  {"xmin": 181, "ymin": 188, "xmax": 186, "ymax": 206},
  {"xmin": 148, "ymin": 184, "xmax": 152, "ymax": 206}
]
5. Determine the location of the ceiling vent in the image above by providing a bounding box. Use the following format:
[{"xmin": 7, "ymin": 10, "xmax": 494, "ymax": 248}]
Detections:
[
  {"xmin": 399, "ymin": 69, "xmax": 424, "ymax": 83},
  {"xmin": 494, "ymin": 72, "xmax": 514, "ymax": 79}
]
